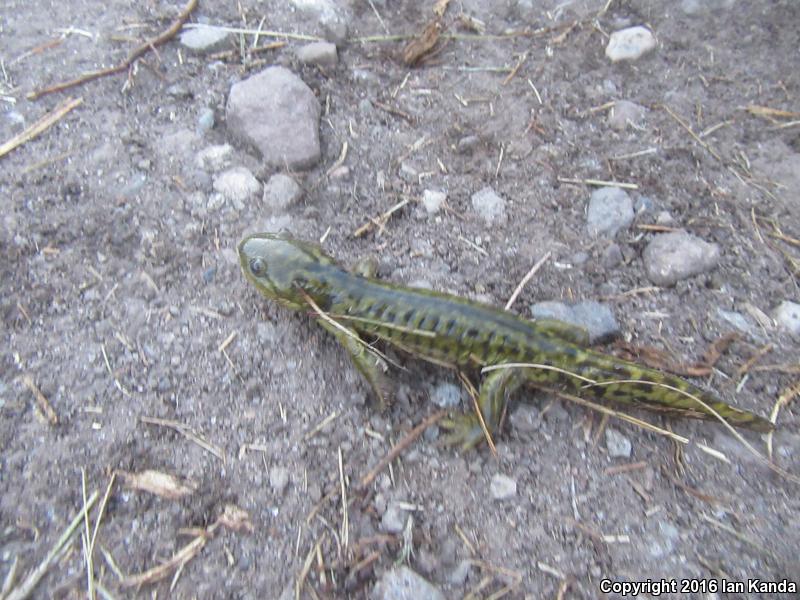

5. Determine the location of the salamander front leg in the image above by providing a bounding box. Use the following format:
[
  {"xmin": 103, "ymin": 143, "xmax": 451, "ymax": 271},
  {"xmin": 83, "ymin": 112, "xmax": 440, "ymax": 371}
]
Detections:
[
  {"xmin": 317, "ymin": 320, "xmax": 394, "ymax": 409},
  {"xmin": 441, "ymin": 367, "xmax": 525, "ymax": 451}
]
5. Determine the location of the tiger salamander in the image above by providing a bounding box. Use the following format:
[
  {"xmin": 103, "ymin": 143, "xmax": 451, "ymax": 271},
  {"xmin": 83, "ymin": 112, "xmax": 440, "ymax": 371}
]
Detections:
[{"xmin": 238, "ymin": 233, "xmax": 773, "ymax": 448}]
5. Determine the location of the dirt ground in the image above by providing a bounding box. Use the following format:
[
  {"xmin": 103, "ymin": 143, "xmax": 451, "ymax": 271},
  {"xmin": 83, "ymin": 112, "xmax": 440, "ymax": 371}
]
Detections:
[{"xmin": 2, "ymin": 0, "xmax": 800, "ymax": 598}]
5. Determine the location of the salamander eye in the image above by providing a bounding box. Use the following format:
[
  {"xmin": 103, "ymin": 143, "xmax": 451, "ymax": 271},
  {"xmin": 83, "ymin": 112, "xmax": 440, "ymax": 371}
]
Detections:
[{"xmin": 249, "ymin": 257, "xmax": 266, "ymax": 276}]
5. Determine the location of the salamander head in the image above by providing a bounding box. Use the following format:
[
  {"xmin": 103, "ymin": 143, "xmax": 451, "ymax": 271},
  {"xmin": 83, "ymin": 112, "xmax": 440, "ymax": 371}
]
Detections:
[{"xmin": 238, "ymin": 232, "xmax": 336, "ymax": 309}]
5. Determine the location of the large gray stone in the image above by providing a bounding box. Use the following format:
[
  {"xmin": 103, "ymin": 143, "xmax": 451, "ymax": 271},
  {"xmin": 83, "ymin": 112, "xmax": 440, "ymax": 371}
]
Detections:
[
  {"xmin": 226, "ymin": 67, "xmax": 321, "ymax": 170},
  {"xmin": 643, "ymin": 231, "xmax": 720, "ymax": 286}
]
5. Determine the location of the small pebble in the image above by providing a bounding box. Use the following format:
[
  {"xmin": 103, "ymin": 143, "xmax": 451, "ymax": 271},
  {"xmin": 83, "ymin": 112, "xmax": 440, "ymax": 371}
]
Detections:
[
  {"xmin": 196, "ymin": 144, "xmax": 233, "ymax": 172},
  {"xmin": 263, "ymin": 173, "xmax": 303, "ymax": 214},
  {"xmin": 269, "ymin": 467, "xmax": 289, "ymax": 493},
  {"xmin": 605, "ymin": 427, "xmax": 632, "ymax": 458},
  {"xmin": 634, "ymin": 195, "xmax": 655, "ymax": 214},
  {"xmin": 717, "ymin": 308, "xmax": 752, "ymax": 334},
  {"xmin": 456, "ymin": 135, "xmax": 480, "ymax": 154},
  {"xmin": 605, "ymin": 26, "xmax": 657, "ymax": 62},
  {"xmin": 165, "ymin": 83, "xmax": 192, "ymax": 99},
  {"xmin": 421, "ymin": 189, "xmax": 447, "ymax": 215},
  {"xmin": 296, "ymin": 41, "xmax": 338, "ymax": 67},
  {"xmin": 601, "ymin": 243, "xmax": 624, "ymax": 268},
  {"xmin": 774, "ymin": 301, "xmax": 800, "ymax": 336},
  {"xmin": 213, "ymin": 167, "xmax": 261, "ymax": 203},
  {"xmin": 607, "ymin": 100, "xmax": 646, "ymax": 131},
  {"xmin": 380, "ymin": 502, "xmax": 407, "ymax": 534},
  {"xmin": 398, "ymin": 162, "xmax": 419, "ymax": 183},
  {"xmin": 471, "ymin": 187, "xmax": 507, "ymax": 225},
  {"xmin": 429, "ymin": 382, "xmax": 463, "ymax": 408},
  {"xmin": 490, "ymin": 474, "xmax": 517, "ymax": 500},
  {"xmin": 180, "ymin": 26, "xmax": 230, "ymax": 53},
  {"xmin": 643, "ymin": 231, "xmax": 720, "ymax": 286},
  {"xmin": 196, "ymin": 107, "xmax": 215, "ymax": 134},
  {"xmin": 587, "ymin": 187, "xmax": 634, "ymax": 238}
]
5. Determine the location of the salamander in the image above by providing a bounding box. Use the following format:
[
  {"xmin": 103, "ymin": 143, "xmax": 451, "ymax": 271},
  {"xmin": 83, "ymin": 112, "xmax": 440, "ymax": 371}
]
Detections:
[{"xmin": 238, "ymin": 232, "xmax": 773, "ymax": 448}]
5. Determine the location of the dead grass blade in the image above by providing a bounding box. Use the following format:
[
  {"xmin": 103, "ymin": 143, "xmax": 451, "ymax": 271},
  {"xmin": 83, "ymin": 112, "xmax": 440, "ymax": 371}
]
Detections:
[
  {"xmin": 119, "ymin": 504, "xmax": 251, "ymax": 589},
  {"xmin": 766, "ymin": 380, "xmax": 800, "ymax": 459},
  {"xmin": 4, "ymin": 491, "xmax": 99, "ymax": 600},
  {"xmin": 504, "ymin": 251, "xmax": 551, "ymax": 310},
  {"xmin": 0, "ymin": 97, "xmax": 83, "ymax": 159},
  {"xmin": 118, "ymin": 469, "xmax": 197, "ymax": 499},
  {"xmin": 139, "ymin": 416, "xmax": 226, "ymax": 462},
  {"xmin": 20, "ymin": 374, "xmax": 58, "ymax": 425}
]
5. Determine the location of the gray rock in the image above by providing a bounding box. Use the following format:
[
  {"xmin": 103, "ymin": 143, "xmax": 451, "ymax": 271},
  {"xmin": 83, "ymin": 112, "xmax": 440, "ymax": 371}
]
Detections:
[
  {"xmin": 605, "ymin": 26, "xmax": 657, "ymax": 62},
  {"xmin": 774, "ymin": 301, "xmax": 800, "ymax": 336},
  {"xmin": 421, "ymin": 189, "xmax": 446, "ymax": 215},
  {"xmin": 587, "ymin": 187, "xmax": 634, "ymax": 238},
  {"xmin": 607, "ymin": 100, "xmax": 646, "ymax": 131},
  {"xmin": 226, "ymin": 67, "xmax": 321, "ymax": 170},
  {"xmin": 490, "ymin": 474, "xmax": 517, "ymax": 500},
  {"xmin": 196, "ymin": 144, "xmax": 233, "ymax": 172},
  {"xmin": 456, "ymin": 135, "xmax": 480, "ymax": 154},
  {"xmin": 471, "ymin": 187, "xmax": 507, "ymax": 225},
  {"xmin": 602, "ymin": 243, "xmax": 624, "ymax": 268},
  {"xmin": 372, "ymin": 566, "xmax": 445, "ymax": 600},
  {"xmin": 717, "ymin": 308, "xmax": 752, "ymax": 334},
  {"xmin": 634, "ymin": 195, "xmax": 655, "ymax": 215},
  {"xmin": 165, "ymin": 83, "xmax": 192, "ymax": 99},
  {"xmin": 380, "ymin": 502, "xmax": 408, "ymax": 534},
  {"xmin": 655, "ymin": 210, "xmax": 674, "ymax": 225},
  {"xmin": 643, "ymin": 231, "xmax": 720, "ymax": 286},
  {"xmin": 269, "ymin": 467, "xmax": 289, "ymax": 493},
  {"xmin": 571, "ymin": 301, "xmax": 621, "ymax": 343},
  {"xmin": 212, "ymin": 167, "xmax": 261, "ymax": 203},
  {"xmin": 296, "ymin": 41, "xmax": 338, "ymax": 67},
  {"xmin": 429, "ymin": 382, "xmax": 463, "ymax": 408},
  {"xmin": 531, "ymin": 300, "xmax": 619, "ymax": 344},
  {"xmin": 263, "ymin": 174, "xmax": 303, "ymax": 214},
  {"xmin": 605, "ymin": 428, "xmax": 632, "ymax": 458},
  {"xmin": 399, "ymin": 162, "xmax": 418, "ymax": 183},
  {"xmin": 180, "ymin": 26, "xmax": 230, "ymax": 53},
  {"xmin": 531, "ymin": 300, "xmax": 574, "ymax": 325},
  {"xmin": 196, "ymin": 107, "xmax": 215, "ymax": 134}
]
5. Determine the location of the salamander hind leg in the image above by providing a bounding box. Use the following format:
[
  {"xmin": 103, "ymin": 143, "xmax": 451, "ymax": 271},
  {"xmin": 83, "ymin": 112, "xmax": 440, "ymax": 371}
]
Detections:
[
  {"xmin": 441, "ymin": 367, "xmax": 525, "ymax": 451},
  {"xmin": 317, "ymin": 320, "xmax": 394, "ymax": 409}
]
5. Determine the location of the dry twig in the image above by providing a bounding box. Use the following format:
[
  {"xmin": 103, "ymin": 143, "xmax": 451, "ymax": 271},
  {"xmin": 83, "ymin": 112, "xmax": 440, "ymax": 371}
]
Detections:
[
  {"xmin": 0, "ymin": 97, "xmax": 83, "ymax": 158},
  {"xmin": 28, "ymin": 0, "xmax": 198, "ymax": 99}
]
